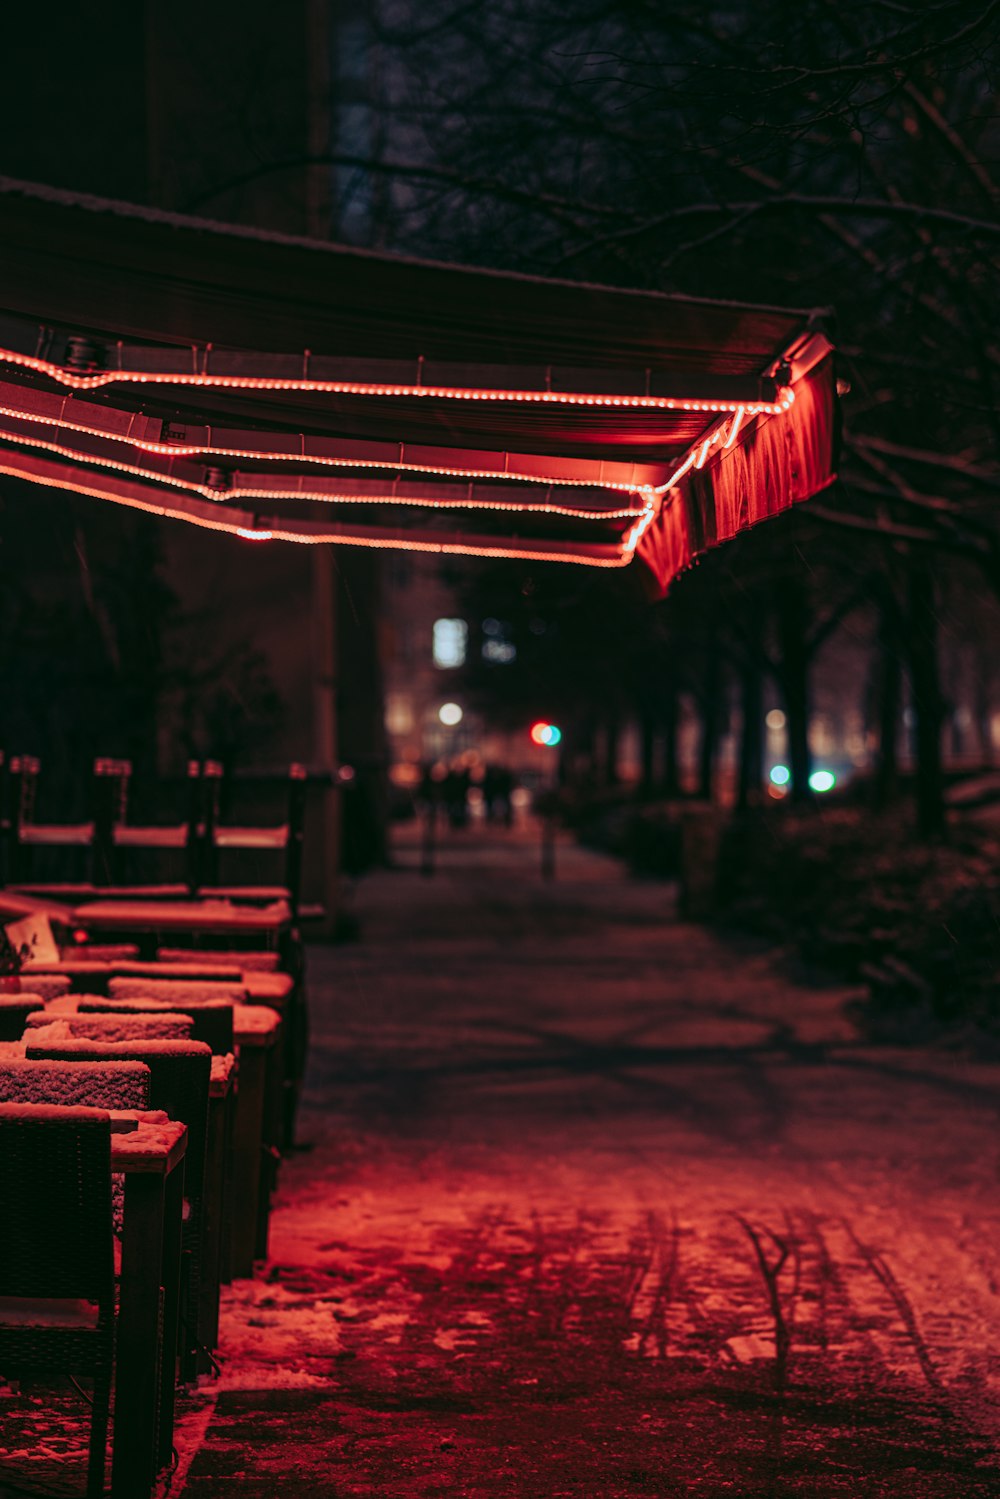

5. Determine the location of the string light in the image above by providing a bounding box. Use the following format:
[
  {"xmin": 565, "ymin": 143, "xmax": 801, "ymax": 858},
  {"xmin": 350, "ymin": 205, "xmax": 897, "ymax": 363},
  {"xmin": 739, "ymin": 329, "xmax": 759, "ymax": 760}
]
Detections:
[
  {"xmin": 623, "ymin": 392, "xmax": 790, "ymax": 556},
  {"xmin": 0, "ymin": 449, "xmax": 632, "ymax": 568},
  {"xmin": 651, "ymin": 449, "xmax": 699, "ymax": 497},
  {"xmin": 621, "ymin": 495, "xmax": 659, "ymax": 555},
  {"xmin": 0, "ymin": 345, "xmax": 794, "ymax": 415},
  {"xmin": 0, "ymin": 387, "xmax": 666, "ymax": 492},
  {"xmin": 0, "ymin": 326, "xmax": 803, "ymax": 574},
  {"xmin": 0, "ymin": 422, "xmax": 648, "ymax": 521}
]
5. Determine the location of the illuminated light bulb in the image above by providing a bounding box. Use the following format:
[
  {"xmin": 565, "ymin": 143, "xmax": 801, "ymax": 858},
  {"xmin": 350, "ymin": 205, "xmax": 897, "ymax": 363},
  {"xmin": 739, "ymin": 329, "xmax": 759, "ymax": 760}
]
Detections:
[
  {"xmin": 439, "ymin": 702, "xmax": 463, "ymax": 726},
  {"xmin": 765, "ymin": 709, "xmax": 786, "ymax": 730},
  {"xmin": 769, "ymin": 765, "xmax": 791, "ymax": 786}
]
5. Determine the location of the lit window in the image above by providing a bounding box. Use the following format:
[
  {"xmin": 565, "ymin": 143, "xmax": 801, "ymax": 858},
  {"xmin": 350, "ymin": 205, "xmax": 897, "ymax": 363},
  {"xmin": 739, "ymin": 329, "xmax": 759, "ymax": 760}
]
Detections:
[
  {"xmin": 433, "ymin": 618, "xmax": 467, "ymax": 668},
  {"xmin": 483, "ymin": 639, "xmax": 516, "ymax": 664},
  {"xmin": 481, "ymin": 619, "xmax": 516, "ymax": 664}
]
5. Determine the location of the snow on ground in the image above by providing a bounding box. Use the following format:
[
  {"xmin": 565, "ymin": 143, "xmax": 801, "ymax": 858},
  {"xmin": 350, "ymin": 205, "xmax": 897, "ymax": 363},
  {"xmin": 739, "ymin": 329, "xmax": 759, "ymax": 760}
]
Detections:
[
  {"xmin": 169, "ymin": 824, "xmax": 1000, "ymax": 1495},
  {"xmin": 6, "ymin": 822, "xmax": 1000, "ymax": 1497}
]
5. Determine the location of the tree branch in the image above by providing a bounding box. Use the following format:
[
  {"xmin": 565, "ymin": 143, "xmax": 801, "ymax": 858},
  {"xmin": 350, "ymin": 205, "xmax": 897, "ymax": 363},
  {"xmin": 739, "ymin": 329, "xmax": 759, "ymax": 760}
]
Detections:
[
  {"xmin": 806, "ymin": 503, "xmax": 942, "ymax": 544},
  {"xmin": 184, "ymin": 151, "xmax": 626, "ymax": 226},
  {"xmin": 851, "ymin": 435, "xmax": 1000, "ymax": 487},
  {"xmin": 553, "ymin": 193, "xmax": 1000, "ymax": 267}
]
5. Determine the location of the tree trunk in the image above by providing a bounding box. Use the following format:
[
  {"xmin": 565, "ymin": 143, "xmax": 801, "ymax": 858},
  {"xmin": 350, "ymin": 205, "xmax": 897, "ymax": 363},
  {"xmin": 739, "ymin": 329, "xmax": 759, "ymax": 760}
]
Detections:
[
  {"xmin": 776, "ymin": 576, "xmax": 813, "ymax": 802},
  {"xmin": 661, "ymin": 675, "xmax": 680, "ymax": 798},
  {"xmin": 697, "ymin": 631, "xmax": 721, "ymax": 801},
  {"xmin": 873, "ymin": 580, "xmax": 902, "ymax": 809},
  {"xmin": 639, "ymin": 709, "xmax": 656, "ymax": 797},
  {"xmin": 604, "ymin": 711, "xmax": 621, "ymax": 786},
  {"xmin": 906, "ymin": 558, "xmax": 946, "ymax": 837},
  {"xmin": 737, "ymin": 657, "xmax": 763, "ymax": 811}
]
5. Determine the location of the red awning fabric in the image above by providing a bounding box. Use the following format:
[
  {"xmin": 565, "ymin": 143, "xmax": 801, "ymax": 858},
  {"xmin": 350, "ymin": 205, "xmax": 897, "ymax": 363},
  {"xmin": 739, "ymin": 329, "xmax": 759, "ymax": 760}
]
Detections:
[
  {"xmin": 0, "ymin": 177, "xmax": 838, "ymax": 595},
  {"xmin": 635, "ymin": 353, "xmax": 838, "ymax": 594}
]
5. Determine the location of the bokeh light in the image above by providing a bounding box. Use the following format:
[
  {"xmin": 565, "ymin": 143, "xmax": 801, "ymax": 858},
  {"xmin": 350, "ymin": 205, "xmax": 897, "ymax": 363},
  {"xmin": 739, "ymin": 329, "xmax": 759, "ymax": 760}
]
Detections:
[
  {"xmin": 809, "ymin": 769, "xmax": 836, "ymax": 793},
  {"xmin": 530, "ymin": 721, "xmax": 562, "ymax": 747}
]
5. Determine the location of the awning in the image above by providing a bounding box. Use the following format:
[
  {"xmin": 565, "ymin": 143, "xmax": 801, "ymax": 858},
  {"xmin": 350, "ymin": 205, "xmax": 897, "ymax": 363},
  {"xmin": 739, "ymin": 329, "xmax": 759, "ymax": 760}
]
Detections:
[{"xmin": 0, "ymin": 178, "xmax": 837, "ymax": 596}]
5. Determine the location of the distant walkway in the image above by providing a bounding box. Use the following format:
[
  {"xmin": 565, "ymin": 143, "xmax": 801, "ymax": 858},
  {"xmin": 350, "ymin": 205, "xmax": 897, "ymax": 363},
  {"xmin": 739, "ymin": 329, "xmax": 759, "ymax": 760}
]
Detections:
[{"xmin": 176, "ymin": 822, "xmax": 1000, "ymax": 1497}]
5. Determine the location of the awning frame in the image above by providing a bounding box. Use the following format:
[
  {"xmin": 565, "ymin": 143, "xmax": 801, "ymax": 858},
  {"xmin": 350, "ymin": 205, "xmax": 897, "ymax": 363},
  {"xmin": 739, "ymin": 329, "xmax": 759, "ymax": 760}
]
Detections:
[{"xmin": 0, "ymin": 176, "xmax": 838, "ymax": 592}]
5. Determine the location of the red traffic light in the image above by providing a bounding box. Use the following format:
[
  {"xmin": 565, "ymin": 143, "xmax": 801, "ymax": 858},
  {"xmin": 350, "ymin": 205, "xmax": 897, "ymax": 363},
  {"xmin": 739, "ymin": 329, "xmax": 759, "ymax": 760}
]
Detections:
[{"xmin": 530, "ymin": 721, "xmax": 562, "ymax": 747}]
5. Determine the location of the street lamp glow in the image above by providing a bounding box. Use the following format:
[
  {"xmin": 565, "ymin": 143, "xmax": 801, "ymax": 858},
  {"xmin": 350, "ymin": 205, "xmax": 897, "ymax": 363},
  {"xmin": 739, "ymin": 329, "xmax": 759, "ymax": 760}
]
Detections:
[
  {"xmin": 439, "ymin": 702, "xmax": 463, "ymax": 726},
  {"xmin": 769, "ymin": 764, "xmax": 791, "ymax": 786},
  {"xmin": 809, "ymin": 769, "xmax": 836, "ymax": 793}
]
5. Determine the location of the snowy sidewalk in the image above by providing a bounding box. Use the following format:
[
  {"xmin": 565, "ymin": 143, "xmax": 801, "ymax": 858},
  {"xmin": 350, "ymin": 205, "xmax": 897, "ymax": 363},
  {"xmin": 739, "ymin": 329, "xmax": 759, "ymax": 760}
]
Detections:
[{"xmin": 174, "ymin": 823, "xmax": 1000, "ymax": 1496}]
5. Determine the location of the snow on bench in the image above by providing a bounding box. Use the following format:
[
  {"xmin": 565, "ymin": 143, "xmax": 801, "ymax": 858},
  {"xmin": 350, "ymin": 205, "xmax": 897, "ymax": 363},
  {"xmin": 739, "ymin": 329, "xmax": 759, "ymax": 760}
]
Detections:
[
  {"xmin": 0, "ymin": 1058, "xmax": 151, "ymax": 1109},
  {"xmin": 109, "ymin": 976, "xmax": 246, "ymax": 1005},
  {"xmin": 24, "ymin": 1010, "xmax": 195, "ymax": 1042},
  {"xmin": 156, "ymin": 947, "xmax": 279, "ymax": 972}
]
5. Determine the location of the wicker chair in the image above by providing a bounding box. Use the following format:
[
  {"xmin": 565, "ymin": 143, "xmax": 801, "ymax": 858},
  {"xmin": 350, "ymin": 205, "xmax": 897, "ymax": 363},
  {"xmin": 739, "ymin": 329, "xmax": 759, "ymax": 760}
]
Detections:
[
  {"xmin": 79, "ymin": 996, "xmax": 235, "ymax": 1056},
  {"xmin": 0, "ymin": 1104, "xmax": 116, "ymax": 1498},
  {"xmin": 24, "ymin": 1038, "xmax": 212, "ymax": 1380},
  {"xmin": 24, "ymin": 1010, "xmax": 195, "ymax": 1042},
  {"xmin": 201, "ymin": 760, "xmax": 308, "ymax": 915},
  {"xmin": 0, "ymin": 994, "xmax": 45, "ymax": 1042},
  {"xmin": 0, "ymin": 1058, "xmax": 153, "ymax": 1240},
  {"xmin": 0, "ymin": 1058, "xmax": 151, "ymax": 1110},
  {"xmin": 109, "ymin": 975, "xmax": 245, "ymax": 1006}
]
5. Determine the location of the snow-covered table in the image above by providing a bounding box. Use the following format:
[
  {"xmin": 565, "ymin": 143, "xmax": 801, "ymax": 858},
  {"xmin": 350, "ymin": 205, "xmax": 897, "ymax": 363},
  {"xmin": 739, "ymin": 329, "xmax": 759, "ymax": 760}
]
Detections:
[{"xmin": 71, "ymin": 896, "xmax": 292, "ymax": 944}]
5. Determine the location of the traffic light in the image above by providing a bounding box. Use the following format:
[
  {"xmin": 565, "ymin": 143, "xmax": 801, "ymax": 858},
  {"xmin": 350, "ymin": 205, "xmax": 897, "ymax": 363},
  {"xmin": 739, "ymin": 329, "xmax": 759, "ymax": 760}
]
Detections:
[{"xmin": 530, "ymin": 721, "xmax": 562, "ymax": 747}]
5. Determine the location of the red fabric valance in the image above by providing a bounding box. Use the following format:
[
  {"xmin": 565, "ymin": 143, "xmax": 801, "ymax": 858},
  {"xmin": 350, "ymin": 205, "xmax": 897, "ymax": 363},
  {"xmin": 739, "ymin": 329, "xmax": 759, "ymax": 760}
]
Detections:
[{"xmin": 635, "ymin": 355, "xmax": 838, "ymax": 597}]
